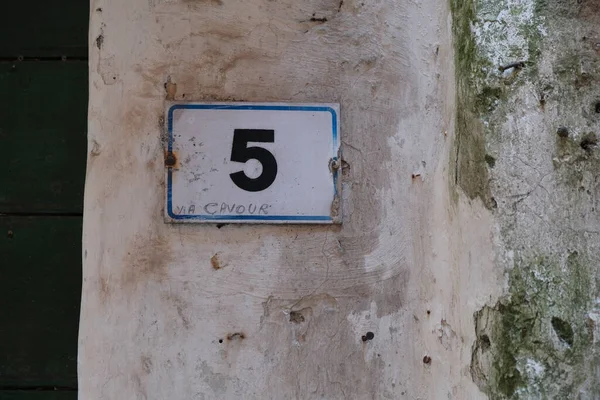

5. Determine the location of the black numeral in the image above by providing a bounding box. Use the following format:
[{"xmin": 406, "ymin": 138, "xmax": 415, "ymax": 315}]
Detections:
[{"xmin": 229, "ymin": 129, "xmax": 278, "ymax": 192}]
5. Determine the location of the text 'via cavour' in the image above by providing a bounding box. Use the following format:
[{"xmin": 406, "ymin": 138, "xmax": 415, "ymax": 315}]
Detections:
[{"xmin": 173, "ymin": 203, "xmax": 271, "ymax": 216}]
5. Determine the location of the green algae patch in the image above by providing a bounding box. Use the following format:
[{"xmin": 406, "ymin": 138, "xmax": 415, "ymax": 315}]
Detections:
[
  {"xmin": 472, "ymin": 253, "xmax": 596, "ymax": 399},
  {"xmin": 450, "ymin": 0, "xmax": 494, "ymax": 208},
  {"xmin": 450, "ymin": 0, "xmax": 545, "ymax": 209}
]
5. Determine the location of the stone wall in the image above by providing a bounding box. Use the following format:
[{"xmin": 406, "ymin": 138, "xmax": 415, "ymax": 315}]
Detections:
[{"xmin": 453, "ymin": 0, "xmax": 600, "ymax": 398}]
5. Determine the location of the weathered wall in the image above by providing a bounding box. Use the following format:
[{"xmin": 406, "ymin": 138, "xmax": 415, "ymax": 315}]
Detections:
[
  {"xmin": 80, "ymin": 0, "xmax": 503, "ymax": 399},
  {"xmin": 455, "ymin": 0, "xmax": 600, "ymax": 398}
]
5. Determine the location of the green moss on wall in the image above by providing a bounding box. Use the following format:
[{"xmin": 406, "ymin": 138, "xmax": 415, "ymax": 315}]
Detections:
[
  {"xmin": 450, "ymin": 0, "xmax": 544, "ymax": 209},
  {"xmin": 450, "ymin": 0, "xmax": 495, "ymax": 208},
  {"xmin": 472, "ymin": 253, "xmax": 596, "ymax": 399}
]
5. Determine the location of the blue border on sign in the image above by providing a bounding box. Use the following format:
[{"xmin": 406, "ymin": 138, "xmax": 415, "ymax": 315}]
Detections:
[{"xmin": 166, "ymin": 104, "xmax": 339, "ymax": 222}]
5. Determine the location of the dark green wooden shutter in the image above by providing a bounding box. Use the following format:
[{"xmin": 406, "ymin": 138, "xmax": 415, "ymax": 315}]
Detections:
[{"xmin": 0, "ymin": 2, "xmax": 88, "ymax": 398}]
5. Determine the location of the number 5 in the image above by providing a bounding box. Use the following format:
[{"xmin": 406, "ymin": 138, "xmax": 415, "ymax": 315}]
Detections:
[{"xmin": 229, "ymin": 129, "xmax": 278, "ymax": 192}]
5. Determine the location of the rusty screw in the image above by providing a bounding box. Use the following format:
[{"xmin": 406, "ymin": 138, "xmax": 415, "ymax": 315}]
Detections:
[
  {"xmin": 423, "ymin": 355, "xmax": 432, "ymax": 365},
  {"xmin": 165, "ymin": 152, "xmax": 176, "ymax": 167}
]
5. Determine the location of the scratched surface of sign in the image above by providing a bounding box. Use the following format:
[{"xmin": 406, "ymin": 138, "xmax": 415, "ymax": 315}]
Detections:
[{"xmin": 165, "ymin": 103, "xmax": 341, "ymax": 224}]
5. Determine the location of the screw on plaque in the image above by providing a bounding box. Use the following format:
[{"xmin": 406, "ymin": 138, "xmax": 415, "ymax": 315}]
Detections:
[
  {"xmin": 165, "ymin": 152, "xmax": 177, "ymax": 167},
  {"xmin": 329, "ymin": 158, "xmax": 341, "ymax": 171}
]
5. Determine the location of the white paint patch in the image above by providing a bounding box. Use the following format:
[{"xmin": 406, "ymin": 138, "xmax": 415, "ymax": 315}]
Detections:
[
  {"xmin": 525, "ymin": 359, "xmax": 545, "ymax": 377},
  {"xmin": 473, "ymin": 0, "xmax": 546, "ymax": 71},
  {"xmin": 346, "ymin": 301, "xmax": 379, "ymax": 343}
]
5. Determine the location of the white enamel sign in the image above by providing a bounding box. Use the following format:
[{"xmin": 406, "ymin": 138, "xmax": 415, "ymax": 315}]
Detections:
[{"xmin": 164, "ymin": 103, "xmax": 341, "ymax": 224}]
